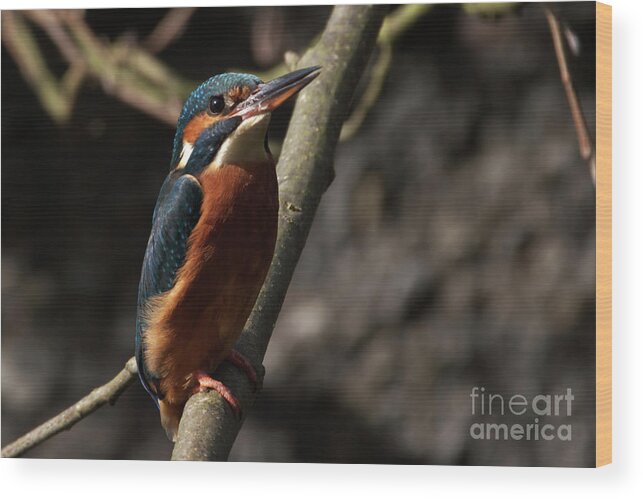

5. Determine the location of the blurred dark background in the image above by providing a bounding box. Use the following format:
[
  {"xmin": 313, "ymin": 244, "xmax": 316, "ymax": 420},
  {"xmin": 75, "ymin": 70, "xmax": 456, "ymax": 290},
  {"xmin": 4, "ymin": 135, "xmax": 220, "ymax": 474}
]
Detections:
[{"xmin": 2, "ymin": 2, "xmax": 596, "ymax": 465}]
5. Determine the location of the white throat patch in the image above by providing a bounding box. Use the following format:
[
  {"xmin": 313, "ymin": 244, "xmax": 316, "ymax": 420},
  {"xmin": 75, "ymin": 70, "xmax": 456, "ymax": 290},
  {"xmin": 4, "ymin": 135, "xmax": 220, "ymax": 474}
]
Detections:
[
  {"xmin": 176, "ymin": 142, "xmax": 193, "ymax": 169},
  {"xmin": 210, "ymin": 114, "xmax": 271, "ymax": 169}
]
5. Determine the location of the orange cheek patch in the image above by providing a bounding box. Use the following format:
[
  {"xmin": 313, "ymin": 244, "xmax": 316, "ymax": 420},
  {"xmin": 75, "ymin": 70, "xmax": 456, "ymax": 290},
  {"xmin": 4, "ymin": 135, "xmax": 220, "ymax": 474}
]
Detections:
[
  {"xmin": 183, "ymin": 112, "xmax": 220, "ymax": 144},
  {"xmin": 182, "ymin": 86, "xmax": 253, "ymax": 144}
]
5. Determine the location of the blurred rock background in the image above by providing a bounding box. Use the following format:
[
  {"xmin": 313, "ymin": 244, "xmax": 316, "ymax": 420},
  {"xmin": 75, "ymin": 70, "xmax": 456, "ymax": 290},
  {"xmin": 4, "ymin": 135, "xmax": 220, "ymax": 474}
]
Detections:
[{"xmin": 2, "ymin": 2, "xmax": 596, "ymax": 465}]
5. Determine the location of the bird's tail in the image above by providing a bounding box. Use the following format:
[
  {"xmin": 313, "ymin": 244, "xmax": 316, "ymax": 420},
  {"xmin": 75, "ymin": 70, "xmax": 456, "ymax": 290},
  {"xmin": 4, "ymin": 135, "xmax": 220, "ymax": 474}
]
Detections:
[{"xmin": 159, "ymin": 400, "xmax": 184, "ymax": 442}]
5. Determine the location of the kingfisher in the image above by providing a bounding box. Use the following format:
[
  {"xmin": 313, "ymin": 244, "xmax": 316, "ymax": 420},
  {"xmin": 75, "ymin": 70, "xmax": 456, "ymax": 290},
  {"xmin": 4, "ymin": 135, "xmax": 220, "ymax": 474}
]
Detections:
[{"xmin": 135, "ymin": 66, "xmax": 321, "ymax": 441}]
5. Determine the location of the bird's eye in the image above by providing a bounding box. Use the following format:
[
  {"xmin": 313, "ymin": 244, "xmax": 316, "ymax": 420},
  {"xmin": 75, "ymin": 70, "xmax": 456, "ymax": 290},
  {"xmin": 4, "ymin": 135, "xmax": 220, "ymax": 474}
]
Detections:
[{"xmin": 208, "ymin": 95, "xmax": 225, "ymax": 115}]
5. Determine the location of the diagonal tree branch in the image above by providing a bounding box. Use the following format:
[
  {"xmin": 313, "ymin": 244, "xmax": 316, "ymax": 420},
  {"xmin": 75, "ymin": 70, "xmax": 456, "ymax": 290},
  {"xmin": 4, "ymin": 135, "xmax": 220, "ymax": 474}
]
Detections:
[
  {"xmin": 171, "ymin": 4, "xmax": 387, "ymax": 461},
  {"xmin": 2, "ymin": 357, "xmax": 138, "ymax": 458}
]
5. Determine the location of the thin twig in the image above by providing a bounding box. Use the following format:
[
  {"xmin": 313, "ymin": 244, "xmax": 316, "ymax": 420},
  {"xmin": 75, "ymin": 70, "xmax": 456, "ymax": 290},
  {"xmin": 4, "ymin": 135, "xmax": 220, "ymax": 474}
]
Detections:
[
  {"xmin": 340, "ymin": 4, "xmax": 433, "ymax": 141},
  {"xmin": 25, "ymin": 10, "xmax": 83, "ymax": 64},
  {"xmin": 63, "ymin": 14, "xmax": 187, "ymax": 125},
  {"xmin": 2, "ymin": 10, "xmax": 192, "ymax": 126},
  {"xmin": 4, "ymin": 6, "xmax": 425, "ymax": 135},
  {"xmin": 144, "ymin": 8, "xmax": 197, "ymax": 54},
  {"xmin": 544, "ymin": 6, "xmax": 596, "ymax": 185},
  {"xmin": 1, "ymin": 357, "xmax": 138, "ymax": 458},
  {"xmin": 340, "ymin": 43, "xmax": 392, "ymax": 141},
  {"xmin": 1, "ymin": 11, "xmax": 78, "ymax": 123}
]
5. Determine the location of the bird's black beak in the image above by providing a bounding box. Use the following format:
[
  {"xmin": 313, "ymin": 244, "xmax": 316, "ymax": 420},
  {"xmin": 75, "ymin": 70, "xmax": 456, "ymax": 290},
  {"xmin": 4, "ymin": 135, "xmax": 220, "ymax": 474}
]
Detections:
[{"xmin": 230, "ymin": 66, "xmax": 321, "ymax": 120}]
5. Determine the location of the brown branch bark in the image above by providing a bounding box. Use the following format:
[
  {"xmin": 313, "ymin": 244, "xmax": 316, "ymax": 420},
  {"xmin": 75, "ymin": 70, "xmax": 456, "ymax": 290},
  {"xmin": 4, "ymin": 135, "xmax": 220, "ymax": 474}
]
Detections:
[
  {"xmin": 171, "ymin": 4, "xmax": 387, "ymax": 461},
  {"xmin": 545, "ymin": 6, "xmax": 596, "ymax": 185},
  {"xmin": 1, "ymin": 358, "xmax": 138, "ymax": 458}
]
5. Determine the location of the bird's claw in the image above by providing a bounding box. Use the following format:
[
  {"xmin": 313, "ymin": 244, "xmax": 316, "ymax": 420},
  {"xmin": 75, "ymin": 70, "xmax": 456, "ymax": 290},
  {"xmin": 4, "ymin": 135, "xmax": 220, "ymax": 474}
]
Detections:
[
  {"xmin": 192, "ymin": 371, "xmax": 242, "ymax": 420},
  {"xmin": 226, "ymin": 350, "xmax": 262, "ymax": 393}
]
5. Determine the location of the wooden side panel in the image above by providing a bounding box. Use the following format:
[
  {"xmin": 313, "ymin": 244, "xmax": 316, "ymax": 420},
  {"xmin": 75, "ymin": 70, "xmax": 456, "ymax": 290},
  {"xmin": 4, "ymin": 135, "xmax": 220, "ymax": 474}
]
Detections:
[{"xmin": 595, "ymin": 1, "xmax": 612, "ymax": 468}]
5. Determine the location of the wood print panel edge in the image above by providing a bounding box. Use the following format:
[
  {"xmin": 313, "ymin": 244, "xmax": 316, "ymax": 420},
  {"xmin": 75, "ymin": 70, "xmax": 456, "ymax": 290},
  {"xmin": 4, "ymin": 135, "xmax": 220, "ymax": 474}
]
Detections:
[{"xmin": 595, "ymin": 0, "xmax": 612, "ymax": 468}]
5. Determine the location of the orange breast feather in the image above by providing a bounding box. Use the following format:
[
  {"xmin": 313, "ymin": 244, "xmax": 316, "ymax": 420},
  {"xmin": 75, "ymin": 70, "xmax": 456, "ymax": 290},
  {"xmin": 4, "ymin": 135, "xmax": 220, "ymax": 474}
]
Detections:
[{"xmin": 143, "ymin": 162, "xmax": 278, "ymax": 405}]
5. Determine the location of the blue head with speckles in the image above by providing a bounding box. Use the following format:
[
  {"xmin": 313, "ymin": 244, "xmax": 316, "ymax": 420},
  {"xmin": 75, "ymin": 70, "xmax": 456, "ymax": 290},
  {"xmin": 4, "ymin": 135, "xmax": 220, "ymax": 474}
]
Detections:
[
  {"xmin": 170, "ymin": 73, "xmax": 262, "ymax": 168},
  {"xmin": 169, "ymin": 67, "xmax": 321, "ymax": 173}
]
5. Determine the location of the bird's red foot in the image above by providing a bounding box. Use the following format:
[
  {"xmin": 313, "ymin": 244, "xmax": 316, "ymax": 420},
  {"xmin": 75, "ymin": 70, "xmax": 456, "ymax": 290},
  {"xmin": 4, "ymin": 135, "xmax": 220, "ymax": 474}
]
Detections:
[
  {"xmin": 226, "ymin": 350, "xmax": 260, "ymax": 392},
  {"xmin": 192, "ymin": 371, "xmax": 242, "ymax": 419}
]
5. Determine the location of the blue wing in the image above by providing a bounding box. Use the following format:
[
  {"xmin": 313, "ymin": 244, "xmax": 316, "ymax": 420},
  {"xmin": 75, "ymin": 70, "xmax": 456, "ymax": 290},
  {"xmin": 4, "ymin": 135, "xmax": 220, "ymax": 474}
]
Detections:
[{"xmin": 135, "ymin": 172, "xmax": 203, "ymax": 406}]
